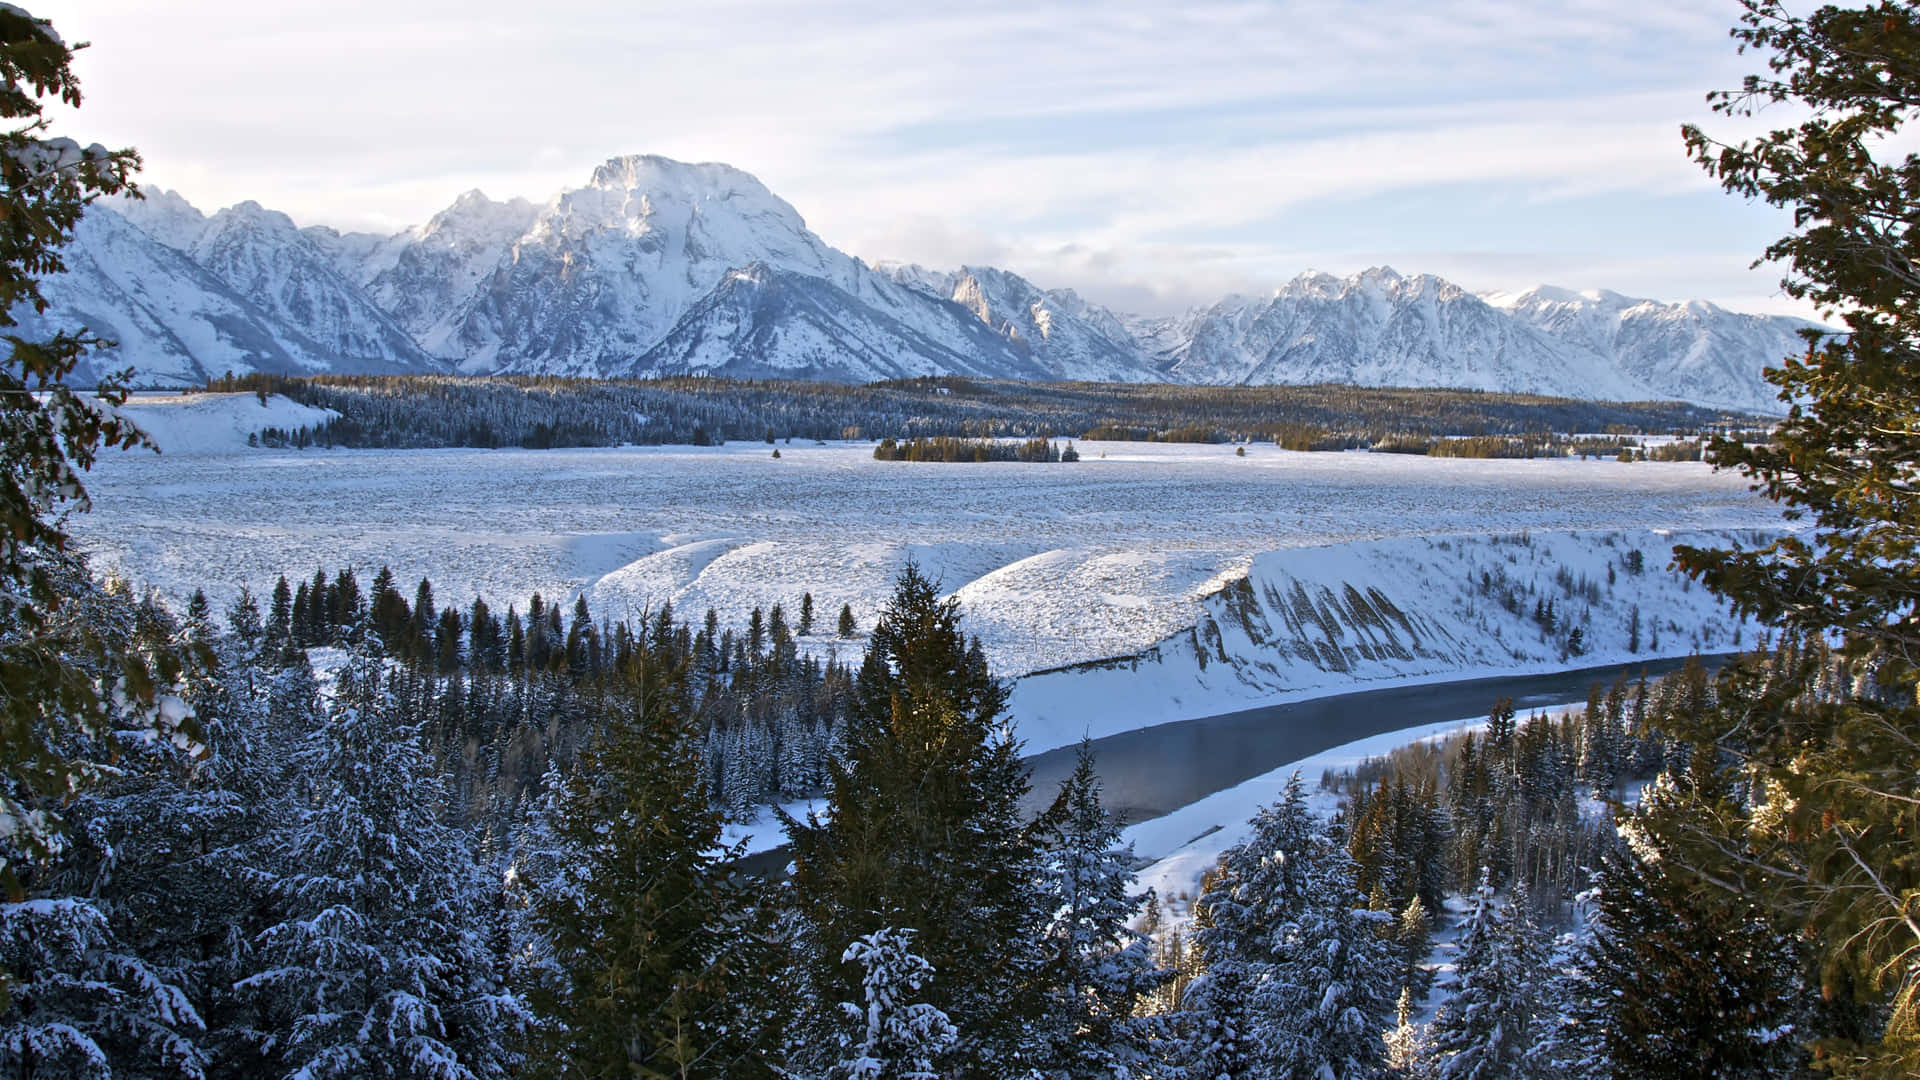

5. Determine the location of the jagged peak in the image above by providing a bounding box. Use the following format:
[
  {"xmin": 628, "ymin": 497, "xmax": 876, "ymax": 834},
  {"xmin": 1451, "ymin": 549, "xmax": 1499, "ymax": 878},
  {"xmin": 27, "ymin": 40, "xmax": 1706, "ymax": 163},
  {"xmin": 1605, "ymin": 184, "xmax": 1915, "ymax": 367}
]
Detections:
[
  {"xmin": 423, "ymin": 188, "xmax": 538, "ymax": 240},
  {"xmin": 202, "ymin": 199, "xmax": 300, "ymax": 236}
]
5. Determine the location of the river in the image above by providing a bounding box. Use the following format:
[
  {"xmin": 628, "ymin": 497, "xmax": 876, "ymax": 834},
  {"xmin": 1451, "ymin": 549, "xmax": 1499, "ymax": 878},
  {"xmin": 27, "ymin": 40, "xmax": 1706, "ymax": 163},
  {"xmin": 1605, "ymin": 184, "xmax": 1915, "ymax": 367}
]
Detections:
[{"xmin": 738, "ymin": 654, "xmax": 1727, "ymax": 876}]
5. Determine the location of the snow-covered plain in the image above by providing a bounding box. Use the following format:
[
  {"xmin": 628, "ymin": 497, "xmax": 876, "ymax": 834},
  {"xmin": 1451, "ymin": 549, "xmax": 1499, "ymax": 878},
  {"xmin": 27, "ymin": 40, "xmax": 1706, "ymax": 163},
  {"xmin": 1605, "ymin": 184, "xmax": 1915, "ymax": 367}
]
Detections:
[
  {"xmin": 78, "ymin": 400, "xmax": 1779, "ymax": 685},
  {"xmin": 106, "ymin": 392, "xmax": 338, "ymax": 455}
]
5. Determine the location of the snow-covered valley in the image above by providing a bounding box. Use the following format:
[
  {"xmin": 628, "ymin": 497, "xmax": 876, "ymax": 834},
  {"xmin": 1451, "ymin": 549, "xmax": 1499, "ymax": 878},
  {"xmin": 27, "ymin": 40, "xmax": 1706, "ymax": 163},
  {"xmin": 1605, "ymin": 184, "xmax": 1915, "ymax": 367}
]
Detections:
[{"xmin": 80, "ymin": 395, "xmax": 1785, "ymax": 753}]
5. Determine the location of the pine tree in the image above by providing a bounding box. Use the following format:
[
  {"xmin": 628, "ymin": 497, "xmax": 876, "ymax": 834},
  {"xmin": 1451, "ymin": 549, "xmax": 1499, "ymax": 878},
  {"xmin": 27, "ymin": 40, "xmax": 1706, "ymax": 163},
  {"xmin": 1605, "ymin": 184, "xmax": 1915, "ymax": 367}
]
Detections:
[
  {"xmin": 1393, "ymin": 895, "xmax": 1435, "ymax": 1003},
  {"xmin": 0, "ymin": 897, "xmax": 205, "ymax": 1077},
  {"xmin": 1384, "ymin": 988, "xmax": 1432, "ymax": 1080},
  {"xmin": 830, "ymin": 929, "xmax": 956, "ymax": 1080},
  {"xmin": 785, "ymin": 563, "xmax": 1047, "ymax": 1077},
  {"xmin": 268, "ymin": 575, "xmax": 294, "ymax": 647},
  {"xmin": 1185, "ymin": 774, "xmax": 1394, "ymax": 1080},
  {"xmin": 1166, "ymin": 960, "xmax": 1259, "ymax": 1080},
  {"xmin": 838, "ymin": 603, "xmax": 857, "ymax": 638},
  {"xmin": 1573, "ymin": 778, "xmax": 1812, "ymax": 1079},
  {"xmin": 527, "ymin": 652, "xmax": 780, "ymax": 1079},
  {"xmin": 1669, "ymin": 5, "xmax": 1920, "ymax": 1070},
  {"xmin": 1190, "ymin": 774, "xmax": 1319, "ymax": 968},
  {"xmin": 1250, "ymin": 822, "xmax": 1395, "ymax": 1080},
  {"xmin": 239, "ymin": 640, "xmax": 523, "ymax": 1079},
  {"xmin": 800, "ymin": 592, "xmax": 816, "ymax": 636},
  {"xmin": 1032, "ymin": 741, "xmax": 1170, "ymax": 1077},
  {"xmin": 0, "ymin": 1, "xmax": 151, "ymax": 885},
  {"xmin": 1427, "ymin": 878, "xmax": 1546, "ymax": 1080}
]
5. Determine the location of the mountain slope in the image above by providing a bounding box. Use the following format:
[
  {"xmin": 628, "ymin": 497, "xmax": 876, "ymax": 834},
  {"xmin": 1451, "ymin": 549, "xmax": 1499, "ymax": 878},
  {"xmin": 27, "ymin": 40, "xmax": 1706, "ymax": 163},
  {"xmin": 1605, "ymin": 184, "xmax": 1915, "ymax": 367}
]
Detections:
[
  {"xmin": 14, "ymin": 206, "xmax": 333, "ymax": 387},
  {"xmin": 444, "ymin": 154, "xmax": 1056, "ymax": 379},
  {"xmin": 1484, "ymin": 285, "xmax": 1817, "ymax": 413},
  {"xmin": 1154, "ymin": 268, "xmax": 1653, "ymax": 399},
  {"xmin": 883, "ymin": 262, "xmax": 1154, "ymax": 382},
  {"xmin": 189, "ymin": 202, "xmax": 443, "ymax": 374},
  {"xmin": 632, "ymin": 262, "xmax": 1052, "ymax": 381},
  {"xmin": 40, "ymin": 155, "xmax": 1820, "ymax": 409}
]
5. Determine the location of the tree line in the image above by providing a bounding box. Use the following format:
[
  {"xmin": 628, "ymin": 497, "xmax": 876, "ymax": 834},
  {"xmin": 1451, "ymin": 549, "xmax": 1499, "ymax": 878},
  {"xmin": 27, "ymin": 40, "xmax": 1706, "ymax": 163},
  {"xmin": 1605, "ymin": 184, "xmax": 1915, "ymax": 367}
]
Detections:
[{"xmin": 195, "ymin": 370, "xmax": 1757, "ymax": 453}]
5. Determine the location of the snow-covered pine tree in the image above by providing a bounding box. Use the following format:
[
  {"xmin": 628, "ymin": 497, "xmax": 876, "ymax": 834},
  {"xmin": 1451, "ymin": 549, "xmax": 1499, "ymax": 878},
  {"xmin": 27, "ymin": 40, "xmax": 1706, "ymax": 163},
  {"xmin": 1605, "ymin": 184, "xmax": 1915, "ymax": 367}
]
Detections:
[
  {"xmin": 1384, "ymin": 988, "xmax": 1432, "ymax": 1080},
  {"xmin": 1248, "ymin": 819, "xmax": 1396, "ymax": 1080},
  {"xmin": 1570, "ymin": 781, "xmax": 1812, "ymax": 1078},
  {"xmin": 239, "ymin": 638, "xmax": 523, "ymax": 1080},
  {"xmin": 0, "ymin": 1, "xmax": 148, "ymax": 883},
  {"xmin": 1170, "ymin": 959, "xmax": 1260, "ymax": 1079},
  {"xmin": 1032, "ymin": 740, "xmax": 1170, "ymax": 1077},
  {"xmin": 1426, "ymin": 876, "xmax": 1547, "ymax": 1080},
  {"xmin": 1190, "ymin": 773, "xmax": 1319, "ymax": 968},
  {"xmin": 1182, "ymin": 773, "xmax": 1395, "ymax": 1080},
  {"xmin": 785, "ymin": 563, "xmax": 1049, "ymax": 1077},
  {"xmin": 56, "ymin": 592, "xmax": 309, "ymax": 1076},
  {"xmin": 831, "ymin": 929, "xmax": 956, "ymax": 1080},
  {"xmin": 0, "ymin": 896, "xmax": 206, "ymax": 1078}
]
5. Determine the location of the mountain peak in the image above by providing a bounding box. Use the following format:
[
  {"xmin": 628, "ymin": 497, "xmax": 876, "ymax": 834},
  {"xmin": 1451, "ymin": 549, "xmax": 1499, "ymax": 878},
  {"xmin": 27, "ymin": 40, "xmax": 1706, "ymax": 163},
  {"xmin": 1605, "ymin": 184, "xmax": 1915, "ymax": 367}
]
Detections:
[
  {"xmin": 586, "ymin": 153, "xmax": 772, "ymax": 199},
  {"xmin": 107, "ymin": 186, "xmax": 207, "ymax": 250}
]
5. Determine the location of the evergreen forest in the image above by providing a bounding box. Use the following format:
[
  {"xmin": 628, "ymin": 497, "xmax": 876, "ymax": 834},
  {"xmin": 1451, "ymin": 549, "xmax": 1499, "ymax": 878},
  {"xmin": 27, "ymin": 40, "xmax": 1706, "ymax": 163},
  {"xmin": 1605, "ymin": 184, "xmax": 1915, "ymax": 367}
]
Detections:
[{"xmin": 6, "ymin": 2, "xmax": 1920, "ymax": 1078}]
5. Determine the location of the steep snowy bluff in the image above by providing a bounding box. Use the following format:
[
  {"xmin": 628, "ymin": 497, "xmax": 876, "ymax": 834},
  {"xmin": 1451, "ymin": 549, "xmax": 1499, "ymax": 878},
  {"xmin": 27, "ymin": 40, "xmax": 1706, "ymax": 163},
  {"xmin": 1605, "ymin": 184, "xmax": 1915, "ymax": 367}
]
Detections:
[{"xmin": 1006, "ymin": 528, "xmax": 1767, "ymax": 756}]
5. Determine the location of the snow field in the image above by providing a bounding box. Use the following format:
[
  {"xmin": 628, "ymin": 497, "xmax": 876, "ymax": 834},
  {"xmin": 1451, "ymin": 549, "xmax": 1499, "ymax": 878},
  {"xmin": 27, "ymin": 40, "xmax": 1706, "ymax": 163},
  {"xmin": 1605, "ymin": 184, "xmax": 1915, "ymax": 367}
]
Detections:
[
  {"xmin": 75, "ymin": 432, "xmax": 1779, "ymax": 686},
  {"xmin": 112, "ymin": 392, "xmax": 337, "ymax": 455}
]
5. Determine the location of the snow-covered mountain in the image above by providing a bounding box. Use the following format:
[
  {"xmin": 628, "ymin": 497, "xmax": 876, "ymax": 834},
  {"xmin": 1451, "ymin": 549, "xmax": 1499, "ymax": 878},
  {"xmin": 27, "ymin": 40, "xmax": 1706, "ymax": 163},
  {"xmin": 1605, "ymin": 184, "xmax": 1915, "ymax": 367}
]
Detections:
[
  {"xmin": 1483, "ymin": 285, "xmax": 1815, "ymax": 413},
  {"xmin": 1146, "ymin": 268, "xmax": 1651, "ymax": 399},
  {"xmin": 38, "ymin": 154, "xmax": 1821, "ymax": 410},
  {"xmin": 14, "ymin": 207, "xmax": 324, "ymax": 387},
  {"xmin": 881, "ymin": 262, "xmax": 1152, "ymax": 383},
  {"xmin": 187, "ymin": 201, "xmax": 441, "ymax": 375}
]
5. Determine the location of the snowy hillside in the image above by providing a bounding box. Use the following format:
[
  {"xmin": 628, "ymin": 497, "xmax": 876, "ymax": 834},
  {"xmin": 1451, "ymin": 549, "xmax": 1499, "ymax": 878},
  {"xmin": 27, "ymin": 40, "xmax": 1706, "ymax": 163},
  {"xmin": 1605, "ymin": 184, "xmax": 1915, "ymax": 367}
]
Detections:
[
  {"xmin": 187, "ymin": 201, "xmax": 444, "ymax": 374},
  {"xmin": 1010, "ymin": 528, "xmax": 1766, "ymax": 756},
  {"xmin": 883, "ymin": 262, "xmax": 1153, "ymax": 382},
  {"xmin": 1151, "ymin": 269, "xmax": 1650, "ymax": 399},
  {"xmin": 16, "ymin": 208, "xmax": 324, "ymax": 387},
  {"xmin": 74, "ymin": 439, "xmax": 1782, "ymax": 686},
  {"xmin": 112, "ymin": 392, "xmax": 340, "ymax": 454},
  {"xmin": 51, "ymin": 155, "xmax": 1820, "ymax": 409}
]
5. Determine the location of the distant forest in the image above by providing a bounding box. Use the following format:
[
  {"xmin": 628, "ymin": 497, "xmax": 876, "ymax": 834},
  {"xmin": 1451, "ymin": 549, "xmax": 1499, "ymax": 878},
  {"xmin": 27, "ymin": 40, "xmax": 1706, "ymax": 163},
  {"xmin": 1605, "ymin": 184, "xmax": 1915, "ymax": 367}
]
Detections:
[{"xmin": 200, "ymin": 372, "xmax": 1762, "ymax": 451}]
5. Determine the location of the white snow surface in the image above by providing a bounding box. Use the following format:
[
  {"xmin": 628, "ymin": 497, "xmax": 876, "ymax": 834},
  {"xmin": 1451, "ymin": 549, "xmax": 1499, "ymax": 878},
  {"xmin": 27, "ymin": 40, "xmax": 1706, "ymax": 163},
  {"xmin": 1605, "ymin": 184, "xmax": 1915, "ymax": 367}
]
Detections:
[
  {"xmin": 1008, "ymin": 526, "xmax": 1764, "ymax": 756},
  {"xmin": 111, "ymin": 392, "xmax": 338, "ymax": 455},
  {"xmin": 75, "ymin": 438, "xmax": 1779, "ymax": 695}
]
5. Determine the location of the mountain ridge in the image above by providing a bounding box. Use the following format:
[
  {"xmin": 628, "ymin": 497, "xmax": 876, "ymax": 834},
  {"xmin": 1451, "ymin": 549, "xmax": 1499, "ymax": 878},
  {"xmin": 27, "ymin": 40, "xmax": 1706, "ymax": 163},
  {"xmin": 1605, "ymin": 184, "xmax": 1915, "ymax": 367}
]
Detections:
[{"xmin": 34, "ymin": 155, "xmax": 1817, "ymax": 413}]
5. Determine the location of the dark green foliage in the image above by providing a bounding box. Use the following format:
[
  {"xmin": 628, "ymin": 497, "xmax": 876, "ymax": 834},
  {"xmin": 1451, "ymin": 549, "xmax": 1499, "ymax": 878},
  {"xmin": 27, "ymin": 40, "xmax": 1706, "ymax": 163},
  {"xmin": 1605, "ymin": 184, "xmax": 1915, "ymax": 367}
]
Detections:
[
  {"xmin": 208, "ymin": 372, "xmax": 1753, "ymax": 452},
  {"xmin": 785, "ymin": 564, "xmax": 1048, "ymax": 1076},
  {"xmin": 1668, "ymin": 4, "xmax": 1920, "ymax": 1071},
  {"xmin": 1032, "ymin": 742, "xmax": 1171, "ymax": 1077},
  {"xmin": 1574, "ymin": 829, "xmax": 1811, "ymax": 1079},
  {"xmin": 0, "ymin": 3, "xmax": 153, "ymax": 883},
  {"xmin": 872, "ymin": 435, "xmax": 1067, "ymax": 462},
  {"xmin": 1428, "ymin": 879, "xmax": 1548, "ymax": 1080},
  {"xmin": 528, "ymin": 656, "xmax": 780, "ymax": 1079}
]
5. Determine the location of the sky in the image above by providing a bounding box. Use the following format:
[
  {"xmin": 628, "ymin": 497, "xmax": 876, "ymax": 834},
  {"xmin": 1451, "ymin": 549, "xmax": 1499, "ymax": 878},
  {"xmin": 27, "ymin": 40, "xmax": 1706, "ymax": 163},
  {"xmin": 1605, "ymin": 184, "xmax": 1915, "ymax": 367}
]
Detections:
[{"xmin": 36, "ymin": 0, "xmax": 1814, "ymax": 317}]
